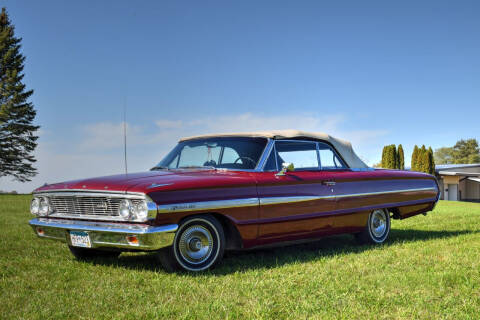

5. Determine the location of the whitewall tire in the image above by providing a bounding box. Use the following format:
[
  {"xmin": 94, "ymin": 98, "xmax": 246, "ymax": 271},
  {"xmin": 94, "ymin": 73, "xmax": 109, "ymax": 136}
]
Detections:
[
  {"xmin": 157, "ymin": 215, "xmax": 225, "ymax": 272},
  {"xmin": 355, "ymin": 209, "xmax": 391, "ymax": 244}
]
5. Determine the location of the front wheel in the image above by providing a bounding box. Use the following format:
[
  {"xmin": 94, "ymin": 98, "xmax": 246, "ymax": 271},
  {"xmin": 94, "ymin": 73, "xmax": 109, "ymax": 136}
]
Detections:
[
  {"xmin": 156, "ymin": 215, "xmax": 225, "ymax": 272},
  {"xmin": 355, "ymin": 209, "xmax": 391, "ymax": 244}
]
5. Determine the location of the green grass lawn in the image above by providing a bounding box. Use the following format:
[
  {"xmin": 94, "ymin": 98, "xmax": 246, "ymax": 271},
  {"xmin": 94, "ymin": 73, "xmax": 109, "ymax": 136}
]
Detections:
[{"xmin": 1, "ymin": 195, "xmax": 479, "ymax": 319}]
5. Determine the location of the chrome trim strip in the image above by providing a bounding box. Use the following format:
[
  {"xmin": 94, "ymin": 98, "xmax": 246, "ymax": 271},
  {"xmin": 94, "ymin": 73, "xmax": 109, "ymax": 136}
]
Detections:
[
  {"xmin": 335, "ymin": 187, "xmax": 436, "ymax": 199},
  {"xmin": 156, "ymin": 187, "xmax": 438, "ymax": 212},
  {"xmin": 33, "ymin": 189, "xmax": 146, "ymax": 196},
  {"xmin": 30, "ymin": 218, "xmax": 177, "ymax": 234},
  {"xmin": 146, "ymin": 183, "xmax": 173, "ymax": 189},
  {"xmin": 46, "ymin": 213, "xmax": 145, "ymax": 222},
  {"xmin": 259, "ymin": 195, "xmax": 331, "ymax": 205},
  {"xmin": 157, "ymin": 197, "xmax": 259, "ymax": 213},
  {"xmin": 34, "ymin": 191, "xmax": 146, "ymax": 199},
  {"xmin": 260, "ymin": 187, "xmax": 437, "ymax": 205}
]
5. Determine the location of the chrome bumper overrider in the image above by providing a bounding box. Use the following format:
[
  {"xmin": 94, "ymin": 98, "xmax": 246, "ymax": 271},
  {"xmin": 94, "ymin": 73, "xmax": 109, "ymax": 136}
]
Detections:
[{"xmin": 29, "ymin": 218, "xmax": 178, "ymax": 251}]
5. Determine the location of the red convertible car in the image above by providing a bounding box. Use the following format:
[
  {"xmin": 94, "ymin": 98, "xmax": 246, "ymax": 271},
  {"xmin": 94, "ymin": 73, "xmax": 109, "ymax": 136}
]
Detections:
[{"xmin": 29, "ymin": 130, "xmax": 440, "ymax": 272}]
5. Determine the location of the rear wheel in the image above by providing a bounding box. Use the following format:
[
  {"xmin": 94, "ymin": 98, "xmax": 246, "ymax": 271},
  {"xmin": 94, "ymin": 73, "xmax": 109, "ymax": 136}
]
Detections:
[
  {"xmin": 156, "ymin": 215, "xmax": 225, "ymax": 272},
  {"xmin": 355, "ymin": 209, "xmax": 390, "ymax": 244},
  {"xmin": 68, "ymin": 246, "xmax": 120, "ymax": 260}
]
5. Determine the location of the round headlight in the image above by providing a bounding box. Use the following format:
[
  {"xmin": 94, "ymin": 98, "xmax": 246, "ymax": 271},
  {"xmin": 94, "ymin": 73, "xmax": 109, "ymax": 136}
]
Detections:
[
  {"xmin": 38, "ymin": 197, "xmax": 50, "ymax": 216},
  {"xmin": 134, "ymin": 200, "xmax": 148, "ymax": 221},
  {"xmin": 30, "ymin": 198, "xmax": 40, "ymax": 215},
  {"xmin": 119, "ymin": 199, "xmax": 132, "ymax": 219}
]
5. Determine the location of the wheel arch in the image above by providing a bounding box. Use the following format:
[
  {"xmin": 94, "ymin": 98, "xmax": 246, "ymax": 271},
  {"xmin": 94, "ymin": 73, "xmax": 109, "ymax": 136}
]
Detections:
[{"xmin": 177, "ymin": 212, "xmax": 243, "ymax": 250}]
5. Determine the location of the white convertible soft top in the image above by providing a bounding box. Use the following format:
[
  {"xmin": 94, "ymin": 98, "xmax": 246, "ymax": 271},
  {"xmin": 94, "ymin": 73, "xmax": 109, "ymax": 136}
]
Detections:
[{"xmin": 180, "ymin": 130, "xmax": 368, "ymax": 168}]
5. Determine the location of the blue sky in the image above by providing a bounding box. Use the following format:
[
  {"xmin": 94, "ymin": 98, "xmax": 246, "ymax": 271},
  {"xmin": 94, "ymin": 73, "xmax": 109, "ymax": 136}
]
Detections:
[{"xmin": 1, "ymin": 0, "xmax": 479, "ymax": 193}]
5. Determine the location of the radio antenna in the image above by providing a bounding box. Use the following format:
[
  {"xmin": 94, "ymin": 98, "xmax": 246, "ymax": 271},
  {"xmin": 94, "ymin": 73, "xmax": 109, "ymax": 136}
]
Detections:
[{"xmin": 123, "ymin": 97, "xmax": 128, "ymax": 175}]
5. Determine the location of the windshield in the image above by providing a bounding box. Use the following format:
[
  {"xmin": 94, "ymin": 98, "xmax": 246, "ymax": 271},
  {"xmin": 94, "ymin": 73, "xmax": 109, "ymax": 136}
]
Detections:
[{"xmin": 154, "ymin": 137, "xmax": 268, "ymax": 170}]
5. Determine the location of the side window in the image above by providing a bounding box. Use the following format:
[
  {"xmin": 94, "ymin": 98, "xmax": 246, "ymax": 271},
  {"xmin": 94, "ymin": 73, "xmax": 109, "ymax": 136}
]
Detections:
[
  {"xmin": 318, "ymin": 143, "xmax": 346, "ymax": 169},
  {"xmin": 275, "ymin": 141, "xmax": 319, "ymax": 169}
]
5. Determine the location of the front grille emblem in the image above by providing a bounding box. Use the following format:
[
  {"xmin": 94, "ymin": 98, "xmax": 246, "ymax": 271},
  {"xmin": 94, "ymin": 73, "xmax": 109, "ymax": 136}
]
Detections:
[{"xmin": 95, "ymin": 202, "xmax": 108, "ymax": 210}]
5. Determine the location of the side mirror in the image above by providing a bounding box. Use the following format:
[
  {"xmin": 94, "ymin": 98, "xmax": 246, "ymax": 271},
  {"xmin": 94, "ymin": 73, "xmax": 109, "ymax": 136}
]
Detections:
[{"xmin": 276, "ymin": 162, "xmax": 294, "ymax": 176}]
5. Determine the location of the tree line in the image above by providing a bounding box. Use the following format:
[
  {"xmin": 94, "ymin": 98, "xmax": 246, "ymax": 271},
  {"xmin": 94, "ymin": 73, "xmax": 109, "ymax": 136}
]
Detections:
[
  {"xmin": 411, "ymin": 145, "xmax": 435, "ymax": 175},
  {"xmin": 379, "ymin": 144, "xmax": 435, "ymax": 174},
  {"xmin": 379, "ymin": 138, "xmax": 480, "ymax": 174},
  {"xmin": 381, "ymin": 144, "xmax": 404, "ymax": 170}
]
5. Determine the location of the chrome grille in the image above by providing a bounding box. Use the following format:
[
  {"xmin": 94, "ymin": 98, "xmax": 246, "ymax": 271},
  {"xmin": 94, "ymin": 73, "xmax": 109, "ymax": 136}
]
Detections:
[{"xmin": 49, "ymin": 195, "xmax": 142, "ymax": 217}]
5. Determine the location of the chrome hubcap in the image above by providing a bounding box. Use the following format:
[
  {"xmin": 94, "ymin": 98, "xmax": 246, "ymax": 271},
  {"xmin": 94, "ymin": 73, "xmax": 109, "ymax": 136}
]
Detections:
[
  {"xmin": 370, "ymin": 210, "xmax": 387, "ymax": 238},
  {"xmin": 178, "ymin": 225, "xmax": 213, "ymax": 265}
]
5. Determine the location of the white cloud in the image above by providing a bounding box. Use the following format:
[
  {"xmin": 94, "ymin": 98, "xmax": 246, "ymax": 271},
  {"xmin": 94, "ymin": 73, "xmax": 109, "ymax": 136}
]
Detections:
[{"xmin": 0, "ymin": 112, "xmax": 388, "ymax": 193}]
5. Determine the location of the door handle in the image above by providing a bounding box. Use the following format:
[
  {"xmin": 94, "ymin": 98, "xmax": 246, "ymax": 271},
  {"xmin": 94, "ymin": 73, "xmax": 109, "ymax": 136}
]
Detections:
[{"xmin": 322, "ymin": 181, "xmax": 336, "ymax": 186}]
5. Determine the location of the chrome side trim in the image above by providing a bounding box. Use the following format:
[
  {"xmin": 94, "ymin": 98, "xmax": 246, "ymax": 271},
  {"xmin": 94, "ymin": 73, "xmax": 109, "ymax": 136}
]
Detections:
[
  {"xmin": 157, "ymin": 198, "xmax": 259, "ymax": 213},
  {"xmin": 156, "ymin": 187, "xmax": 438, "ymax": 212},
  {"xmin": 259, "ymin": 195, "xmax": 332, "ymax": 205},
  {"xmin": 260, "ymin": 187, "xmax": 437, "ymax": 205},
  {"xmin": 146, "ymin": 183, "xmax": 173, "ymax": 189},
  {"xmin": 335, "ymin": 187, "xmax": 437, "ymax": 199}
]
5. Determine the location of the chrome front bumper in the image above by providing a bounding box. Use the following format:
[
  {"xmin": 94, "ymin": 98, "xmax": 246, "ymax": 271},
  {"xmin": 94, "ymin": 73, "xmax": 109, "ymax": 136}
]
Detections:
[{"xmin": 29, "ymin": 218, "xmax": 177, "ymax": 251}]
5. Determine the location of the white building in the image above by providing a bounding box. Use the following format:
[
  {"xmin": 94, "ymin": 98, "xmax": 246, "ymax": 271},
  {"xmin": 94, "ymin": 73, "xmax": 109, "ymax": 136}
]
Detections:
[{"xmin": 435, "ymin": 164, "xmax": 480, "ymax": 201}]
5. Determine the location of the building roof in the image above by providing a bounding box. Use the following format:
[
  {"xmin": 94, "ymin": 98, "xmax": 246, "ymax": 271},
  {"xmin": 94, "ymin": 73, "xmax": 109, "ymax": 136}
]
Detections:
[
  {"xmin": 180, "ymin": 130, "xmax": 368, "ymax": 169},
  {"xmin": 468, "ymin": 177, "xmax": 480, "ymax": 183},
  {"xmin": 438, "ymin": 171, "xmax": 480, "ymax": 177},
  {"xmin": 435, "ymin": 164, "xmax": 480, "ymax": 172}
]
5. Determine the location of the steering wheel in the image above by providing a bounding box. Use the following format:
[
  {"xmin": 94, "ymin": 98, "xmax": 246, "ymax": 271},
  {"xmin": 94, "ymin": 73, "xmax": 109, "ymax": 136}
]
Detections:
[{"xmin": 234, "ymin": 156, "xmax": 256, "ymax": 167}]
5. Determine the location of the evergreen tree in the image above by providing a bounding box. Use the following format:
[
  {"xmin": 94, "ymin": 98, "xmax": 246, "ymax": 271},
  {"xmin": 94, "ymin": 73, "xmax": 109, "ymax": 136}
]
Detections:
[
  {"xmin": 397, "ymin": 144, "xmax": 405, "ymax": 170},
  {"xmin": 392, "ymin": 144, "xmax": 398, "ymax": 169},
  {"xmin": 428, "ymin": 147, "xmax": 435, "ymax": 175},
  {"xmin": 411, "ymin": 145, "xmax": 419, "ymax": 171},
  {"xmin": 419, "ymin": 145, "xmax": 427, "ymax": 173},
  {"xmin": 381, "ymin": 146, "xmax": 387, "ymax": 168},
  {"xmin": 383, "ymin": 145, "xmax": 393, "ymax": 169},
  {"xmin": 382, "ymin": 145, "xmax": 398, "ymax": 169},
  {"xmin": 0, "ymin": 8, "xmax": 38, "ymax": 182}
]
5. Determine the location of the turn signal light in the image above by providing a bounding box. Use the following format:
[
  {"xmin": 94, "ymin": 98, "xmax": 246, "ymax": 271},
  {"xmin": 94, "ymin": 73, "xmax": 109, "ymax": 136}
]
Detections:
[{"xmin": 126, "ymin": 235, "xmax": 139, "ymax": 245}]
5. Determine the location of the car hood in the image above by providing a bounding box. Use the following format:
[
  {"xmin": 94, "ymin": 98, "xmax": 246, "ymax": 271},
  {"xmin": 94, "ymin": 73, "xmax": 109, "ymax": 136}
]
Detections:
[{"xmin": 34, "ymin": 169, "xmax": 255, "ymax": 194}]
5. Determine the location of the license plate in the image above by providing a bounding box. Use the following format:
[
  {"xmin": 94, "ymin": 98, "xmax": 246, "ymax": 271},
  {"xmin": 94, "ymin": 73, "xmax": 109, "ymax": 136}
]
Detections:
[{"xmin": 69, "ymin": 231, "xmax": 91, "ymax": 248}]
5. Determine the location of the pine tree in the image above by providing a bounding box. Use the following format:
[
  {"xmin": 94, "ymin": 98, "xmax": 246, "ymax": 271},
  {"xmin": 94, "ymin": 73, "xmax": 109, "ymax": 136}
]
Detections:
[
  {"xmin": 382, "ymin": 145, "xmax": 393, "ymax": 169},
  {"xmin": 411, "ymin": 145, "xmax": 419, "ymax": 171},
  {"xmin": 397, "ymin": 144, "xmax": 405, "ymax": 170},
  {"xmin": 392, "ymin": 145, "xmax": 398, "ymax": 169},
  {"xmin": 0, "ymin": 8, "xmax": 39, "ymax": 182},
  {"xmin": 419, "ymin": 145, "xmax": 427, "ymax": 173},
  {"xmin": 381, "ymin": 146, "xmax": 387, "ymax": 168},
  {"xmin": 428, "ymin": 147, "xmax": 435, "ymax": 175}
]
